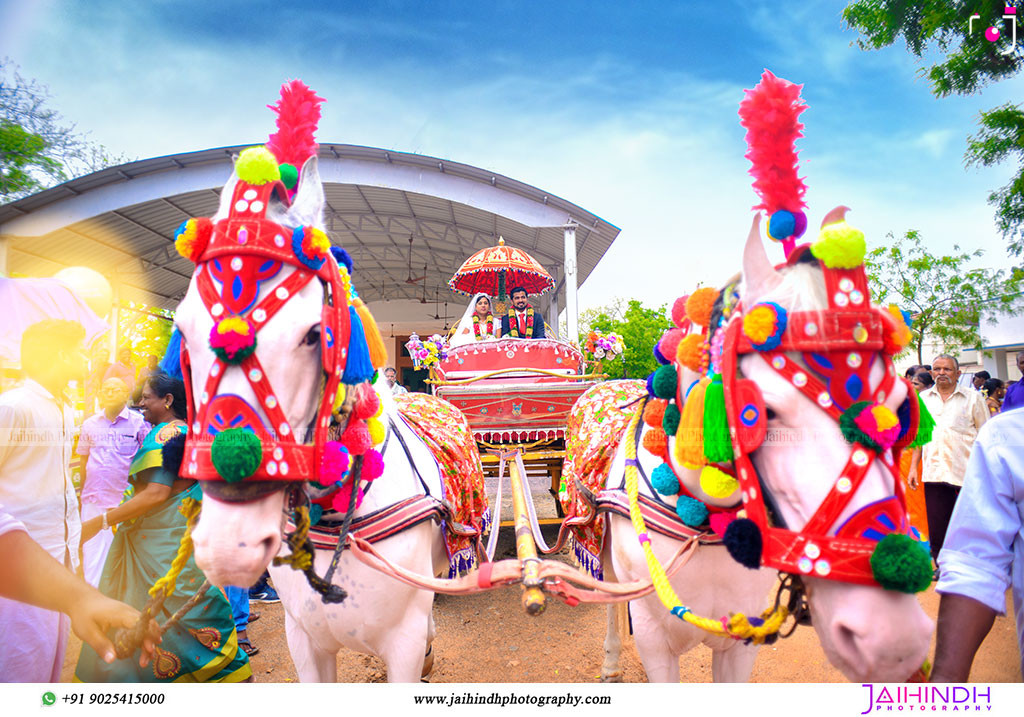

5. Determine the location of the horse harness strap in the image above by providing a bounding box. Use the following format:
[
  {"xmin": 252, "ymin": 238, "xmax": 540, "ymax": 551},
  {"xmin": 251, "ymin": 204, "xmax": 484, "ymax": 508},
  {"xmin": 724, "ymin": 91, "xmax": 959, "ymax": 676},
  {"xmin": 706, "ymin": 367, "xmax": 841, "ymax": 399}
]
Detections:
[{"xmin": 290, "ymin": 495, "xmax": 452, "ymax": 552}]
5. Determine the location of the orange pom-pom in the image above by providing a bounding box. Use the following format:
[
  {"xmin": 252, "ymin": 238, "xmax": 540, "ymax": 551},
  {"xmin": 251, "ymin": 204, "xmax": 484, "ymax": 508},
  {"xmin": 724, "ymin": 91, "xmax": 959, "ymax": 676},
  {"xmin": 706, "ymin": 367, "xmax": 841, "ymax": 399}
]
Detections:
[
  {"xmin": 671, "ymin": 295, "xmax": 690, "ymax": 328},
  {"xmin": 642, "ymin": 427, "xmax": 668, "ymax": 459},
  {"xmin": 643, "ymin": 399, "xmax": 668, "ymax": 428},
  {"xmin": 685, "ymin": 288, "xmax": 718, "ymax": 327},
  {"xmin": 677, "ymin": 333, "xmax": 706, "ymax": 372}
]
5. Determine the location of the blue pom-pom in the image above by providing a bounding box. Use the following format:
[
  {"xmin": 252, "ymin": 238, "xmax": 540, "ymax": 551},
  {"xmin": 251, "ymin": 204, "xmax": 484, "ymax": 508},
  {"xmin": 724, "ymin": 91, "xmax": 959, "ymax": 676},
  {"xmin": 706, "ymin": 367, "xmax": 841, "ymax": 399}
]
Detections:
[
  {"xmin": 291, "ymin": 226, "xmax": 327, "ymax": 270},
  {"xmin": 768, "ymin": 210, "xmax": 796, "ymax": 240},
  {"xmin": 342, "ymin": 305, "xmax": 375, "ymax": 385},
  {"xmin": 309, "ymin": 504, "xmax": 324, "ymax": 526},
  {"xmin": 330, "ymin": 246, "xmax": 354, "ymax": 274},
  {"xmin": 675, "ymin": 495, "xmax": 708, "ymax": 527},
  {"xmin": 651, "ymin": 463, "xmax": 679, "ymax": 496},
  {"xmin": 646, "ymin": 372, "xmax": 657, "ymax": 397},
  {"xmin": 652, "ymin": 342, "xmax": 668, "ymax": 365},
  {"xmin": 723, "ymin": 518, "xmax": 762, "ymax": 569},
  {"xmin": 159, "ymin": 328, "xmax": 184, "ymax": 381},
  {"xmin": 900, "ymin": 308, "xmax": 913, "ymax": 328}
]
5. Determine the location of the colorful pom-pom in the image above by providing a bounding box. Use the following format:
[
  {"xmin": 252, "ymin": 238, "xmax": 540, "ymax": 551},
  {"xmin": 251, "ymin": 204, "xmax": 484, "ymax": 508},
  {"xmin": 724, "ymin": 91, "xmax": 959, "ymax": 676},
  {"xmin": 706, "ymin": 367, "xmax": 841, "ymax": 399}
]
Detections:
[
  {"xmin": 366, "ymin": 417, "xmax": 386, "ymax": 446},
  {"xmin": 768, "ymin": 210, "xmax": 796, "ymax": 241},
  {"xmin": 652, "ymin": 364, "xmax": 678, "ymax": 400},
  {"xmin": 883, "ymin": 304, "xmax": 913, "ymax": 355},
  {"xmin": 651, "ymin": 463, "xmax": 680, "ymax": 496},
  {"xmin": 352, "ymin": 384, "xmax": 381, "ymax": 420},
  {"xmin": 309, "ymin": 504, "xmax": 324, "ymax": 525},
  {"xmin": 662, "ymin": 403, "xmax": 681, "ymax": 436},
  {"xmin": 852, "ymin": 402, "xmax": 901, "ymax": 451},
  {"xmin": 361, "ymin": 448, "xmax": 384, "ymax": 480},
  {"xmin": 723, "ymin": 518, "xmax": 762, "ymax": 569},
  {"xmin": 702, "ymin": 374, "xmax": 733, "ymax": 462},
  {"xmin": 676, "ymin": 333, "xmax": 706, "ymax": 372},
  {"xmin": 675, "ymin": 495, "xmax": 709, "ymax": 527},
  {"xmin": 810, "ymin": 220, "xmax": 866, "ymax": 269},
  {"xmin": 652, "ymin": 341, "xmax": 668, "ymax": 365},
  {"xmin": 699, "ymin": 465, "xmax": 740, "ymax": 499},
  {"xmin": 174, "ymin": 218, "xmax": 212, "ymax": 263},
  {"xmin": 340, "ymin": 420, "xmax": 372, "ymax": 456},
  {"xmin": 279, "ymin": 162, "xmax": 299, "ymax": 189},
  {"xmin": 291, "ymin": 226, "xmax": 329, "ymax": 270},
  {"xmin": 743, "ymin": 302, "xmax": 788, "ymax": 351},
  {"xmin": 709, "ymin": 511, "xmax": 736, "ymax": 538},
  {"xmin": 641, "ymin": 427, "xmax": 668, "ymax": 460},
  {"xmin": 685, "ymin": 288, "xmax": 717, "ymax": 328},
  {"xmin": 317, "ymin": 440, "xmax": 351, "ymax": 487},
  {"xmin": 332, "ymin": 481, "xmax": 363, "ymax": 512},
  {"xmin": 645, "ymin": 371, "xmax": 656, "ymax": 397},
  {"xmin": 210, "ymin": 428, "xmax": 263, "ymax": 483},
  {"xmin": 236, "ymin": 146, "xmax": 281, "ymax": 185},
  {"xmin": 330, "ymin": 246, "xmax": 354, "ymax": 274},
  {"xmin": 658, "ymin": 329, "xmax": 684, "ymax": 366},
  {"xmin": 840, "ymin": 401, "xmax": 879, "ymax": 451},
  {"xmin": 209, "ymin": 316, "xmax": 257, "ymax": 364},
  {"xmin": 643, "ymin": 399, "xmax": 668, "ymax": 429},
  {"xmin": 332, "ymin": 384, "xmax": 347, "ymax": 414},
  {"xmin": 671, "ymin": 295, "xmax": 690, "ymax": 328},
  {"xmin": 870, "ymin": 533, "xmax": 933, "ymax": 593}
]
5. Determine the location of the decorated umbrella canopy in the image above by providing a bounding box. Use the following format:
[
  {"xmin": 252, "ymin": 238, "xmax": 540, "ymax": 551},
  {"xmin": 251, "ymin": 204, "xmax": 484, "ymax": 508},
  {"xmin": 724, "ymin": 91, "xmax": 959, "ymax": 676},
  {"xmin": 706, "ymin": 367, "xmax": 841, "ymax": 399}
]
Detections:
[{"xmin": 448, "ymin": 238, "xmax": 555, "ymax": 299}]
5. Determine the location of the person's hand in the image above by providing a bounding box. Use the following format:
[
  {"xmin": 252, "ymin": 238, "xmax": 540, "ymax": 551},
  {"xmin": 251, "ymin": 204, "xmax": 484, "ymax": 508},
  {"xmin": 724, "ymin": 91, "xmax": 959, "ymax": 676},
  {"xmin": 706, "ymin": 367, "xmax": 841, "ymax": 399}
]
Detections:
[
  {"xmin": 908, "ymin": 474, "xmax": 920, "ymax": 490},
  {"xmin": 80, "ymin": 516, "xmax": 102, "ymax": 544},
  {"xmin": 67, "ymin": 589, "xmax": 161, "ymax": 667}
]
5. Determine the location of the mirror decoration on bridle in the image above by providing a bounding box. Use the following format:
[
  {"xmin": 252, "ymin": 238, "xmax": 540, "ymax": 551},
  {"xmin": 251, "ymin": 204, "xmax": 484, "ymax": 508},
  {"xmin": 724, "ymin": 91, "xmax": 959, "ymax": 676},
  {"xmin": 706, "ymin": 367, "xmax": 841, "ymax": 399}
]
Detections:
[
  {"xmin": 628, "ymin": 70, "xmax": 936, "ymax": 640},
  {"xmin": 168, "ymin": 80, "xmax": 391, "ymax": 603}
]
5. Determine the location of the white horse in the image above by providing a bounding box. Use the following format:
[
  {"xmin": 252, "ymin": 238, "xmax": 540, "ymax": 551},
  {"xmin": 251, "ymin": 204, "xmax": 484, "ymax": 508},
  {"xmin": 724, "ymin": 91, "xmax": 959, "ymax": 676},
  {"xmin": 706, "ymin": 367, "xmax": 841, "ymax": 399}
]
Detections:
[
  {"xmin": 179, "ymin": 153, "xmax": 460, "ymax": 682},
  {"xmin": 591, "ymin": 215, "xmax": 932, "ymax": 683}
]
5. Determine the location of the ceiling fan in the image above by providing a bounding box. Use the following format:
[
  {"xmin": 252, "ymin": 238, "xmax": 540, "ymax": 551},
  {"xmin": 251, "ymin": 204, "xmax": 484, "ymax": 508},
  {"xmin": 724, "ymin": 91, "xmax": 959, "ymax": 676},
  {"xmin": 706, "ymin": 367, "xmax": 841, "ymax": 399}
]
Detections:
[{"xmin": 405, "ymin": 236, "xmax": 427, "ymax": 285}]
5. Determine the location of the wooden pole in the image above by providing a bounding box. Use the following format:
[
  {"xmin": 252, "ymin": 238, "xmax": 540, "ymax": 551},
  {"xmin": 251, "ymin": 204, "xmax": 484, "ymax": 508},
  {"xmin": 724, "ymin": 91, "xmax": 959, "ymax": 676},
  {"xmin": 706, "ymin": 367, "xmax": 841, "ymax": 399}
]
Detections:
[{"xmin": 508, "ymin": 450, "xmax": 546, "ymax": 615}]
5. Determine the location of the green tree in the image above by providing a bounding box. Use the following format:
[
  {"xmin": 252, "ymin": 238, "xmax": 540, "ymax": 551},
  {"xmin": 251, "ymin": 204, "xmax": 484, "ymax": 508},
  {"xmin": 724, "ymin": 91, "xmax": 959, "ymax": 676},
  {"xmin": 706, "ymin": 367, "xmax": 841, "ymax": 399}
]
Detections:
[
  {"xmin": 117, "ymin": 302, "xmax": 174, "ymax": 368},
  {"xmin": 579, "ymin": 298, "xmax": 673, "ymax": 379},
  {"xmin": 843, "ymin": 1, "xmax": 1024, "ymax": 258},
  {"xmin": 865, "ymin": 230, "xmax": 1021, "ymax": 363},
  {"xmin": 1, "ymin": 59, "xmax": 127, "ymax": 201}
]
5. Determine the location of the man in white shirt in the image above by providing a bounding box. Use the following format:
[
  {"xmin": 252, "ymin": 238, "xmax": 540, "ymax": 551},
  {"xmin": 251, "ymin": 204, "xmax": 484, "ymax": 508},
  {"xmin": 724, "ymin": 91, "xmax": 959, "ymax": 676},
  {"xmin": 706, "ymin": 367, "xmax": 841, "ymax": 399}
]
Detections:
[
  {"xmin": 919, "ymin": 354, "xmax": 989, "ymax": 566},
  {"xmin": 0, "ymin": 319, "xmax": 87, "ymax": 682},
  {"xmin": 384, "ymin": 366, "xmax": 407, "ymax": 396}
]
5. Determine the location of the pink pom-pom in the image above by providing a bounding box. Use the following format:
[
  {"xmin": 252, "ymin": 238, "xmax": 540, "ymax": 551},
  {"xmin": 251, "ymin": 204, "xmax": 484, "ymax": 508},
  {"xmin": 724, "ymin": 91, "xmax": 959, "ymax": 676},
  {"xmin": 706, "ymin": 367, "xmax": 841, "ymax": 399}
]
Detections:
[
  {"xmin": 853, "ymin": 404, "xmax": 901, "ymax": 450},
  {"xmin": 319, "ymin": 440, "xmax": 351, "ymax": 483},
  {"xmin": 738, "ymin": 70, "xmax": 808, "ymax": 217},
  {"xmin": 659, "ymin": 329, "xmax": 684, "ymax": 364},
  {"xmin": 340, "ymin": 420, "xmax": 372, "ymax": 455},
  {"xmin": 709, "ymin": 511, "xmax": 737, "ymax": 538},
  {"xmin": 671, "ymin": 295, "xmax": 690, "ymax": 328},
  {"xmin": 352, "ymin": 385, "xmax": 380, "ymax": 420},
  {"xmin": 361, "ymin": 448, "xmax": 384, "ymax": 480},
  {"xmin": 331, "ymin": 481, "xmax": 362, "ymax": 512}
]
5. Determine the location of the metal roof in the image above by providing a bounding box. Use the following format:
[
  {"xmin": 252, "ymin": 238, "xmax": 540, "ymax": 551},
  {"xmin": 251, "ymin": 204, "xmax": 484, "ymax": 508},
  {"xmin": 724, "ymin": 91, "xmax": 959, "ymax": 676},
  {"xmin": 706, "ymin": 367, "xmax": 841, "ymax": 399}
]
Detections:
[{"xmin": 0, "ymin": 144, "xmax": 620, "ymax": 313}]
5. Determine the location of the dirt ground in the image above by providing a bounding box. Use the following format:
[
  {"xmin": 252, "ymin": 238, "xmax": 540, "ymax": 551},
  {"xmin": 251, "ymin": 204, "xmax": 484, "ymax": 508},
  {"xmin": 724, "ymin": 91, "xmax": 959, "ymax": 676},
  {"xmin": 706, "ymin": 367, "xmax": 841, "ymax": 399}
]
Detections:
[{"xmin": 61, "ymin": 530, "xmax": 1021, "ymax": 683}]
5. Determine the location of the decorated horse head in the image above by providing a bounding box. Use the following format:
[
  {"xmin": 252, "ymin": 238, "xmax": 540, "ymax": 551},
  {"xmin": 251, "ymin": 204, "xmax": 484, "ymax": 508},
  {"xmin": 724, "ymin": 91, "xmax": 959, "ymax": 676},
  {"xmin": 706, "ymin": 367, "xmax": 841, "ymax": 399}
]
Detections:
[{"xmin": 567, "ymin": 71, "xmax": 933, "ymax": 683}]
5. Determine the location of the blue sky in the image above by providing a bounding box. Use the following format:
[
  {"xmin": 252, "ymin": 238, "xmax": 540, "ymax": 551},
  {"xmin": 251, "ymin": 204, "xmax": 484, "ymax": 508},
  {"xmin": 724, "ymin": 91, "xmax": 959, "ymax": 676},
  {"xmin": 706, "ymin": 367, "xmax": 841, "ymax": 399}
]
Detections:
[{"xmin": 2, "ymin": 0, "xmax": 1019, "ymax": 312}]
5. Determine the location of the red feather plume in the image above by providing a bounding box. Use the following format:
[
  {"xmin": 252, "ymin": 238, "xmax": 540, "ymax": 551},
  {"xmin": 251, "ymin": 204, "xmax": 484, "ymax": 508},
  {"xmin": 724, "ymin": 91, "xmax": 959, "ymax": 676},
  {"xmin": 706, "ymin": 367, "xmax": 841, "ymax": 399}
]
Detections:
[
  {"xmin": 738, "ymin": 70, "xmax": 807, "ymax": 215},
  {"xmin": 266, "ymin": 80, "xmax": 326, "ymax": 168}
]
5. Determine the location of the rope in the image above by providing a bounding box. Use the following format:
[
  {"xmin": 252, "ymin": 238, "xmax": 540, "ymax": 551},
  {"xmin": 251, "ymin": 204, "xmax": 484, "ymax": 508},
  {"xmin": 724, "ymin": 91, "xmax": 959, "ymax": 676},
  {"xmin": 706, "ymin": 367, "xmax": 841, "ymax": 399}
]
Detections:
[
  {"xmin": 623, "ymin": 408, "xmax": 788, "ymax": 645},
  {"xmin": 273, "ymin": 494, "xmax": 348, "ymax": 604}
]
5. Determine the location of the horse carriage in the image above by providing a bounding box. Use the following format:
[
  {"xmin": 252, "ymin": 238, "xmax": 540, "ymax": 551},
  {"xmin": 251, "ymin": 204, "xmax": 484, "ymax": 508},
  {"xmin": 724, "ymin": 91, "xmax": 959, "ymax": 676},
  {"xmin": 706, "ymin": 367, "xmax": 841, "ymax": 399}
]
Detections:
[{"xmin": 122, "ymin": 74, "xmax": 938, "ymax": 684}]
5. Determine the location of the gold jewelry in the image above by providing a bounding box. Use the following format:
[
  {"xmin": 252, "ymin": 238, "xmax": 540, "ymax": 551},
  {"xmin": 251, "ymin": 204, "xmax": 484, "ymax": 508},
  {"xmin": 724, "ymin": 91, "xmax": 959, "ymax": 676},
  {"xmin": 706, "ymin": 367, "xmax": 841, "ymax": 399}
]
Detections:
[{"xmin": 165, "ymin": 402, "xmax": 170, "ymax": 408}]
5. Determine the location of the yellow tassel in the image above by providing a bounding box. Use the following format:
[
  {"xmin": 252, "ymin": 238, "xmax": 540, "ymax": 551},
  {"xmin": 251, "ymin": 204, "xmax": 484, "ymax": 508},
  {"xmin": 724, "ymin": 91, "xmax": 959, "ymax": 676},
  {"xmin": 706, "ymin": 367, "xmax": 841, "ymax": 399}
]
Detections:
[
  {"xmin": 352, "ymin": 296, "xmax": 388, "ymax": 370},
  {"xmin": 675, "ymin": 377, "xmax": 710, "ymax": 468}
]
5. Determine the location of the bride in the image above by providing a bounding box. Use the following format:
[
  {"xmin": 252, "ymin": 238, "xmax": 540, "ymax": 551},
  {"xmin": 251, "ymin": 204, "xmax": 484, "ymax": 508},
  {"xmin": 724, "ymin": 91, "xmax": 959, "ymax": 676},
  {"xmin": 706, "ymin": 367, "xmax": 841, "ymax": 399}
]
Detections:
[{"xmin": 450, "ymin": 293, "xmax": 501, "ymax": 347}]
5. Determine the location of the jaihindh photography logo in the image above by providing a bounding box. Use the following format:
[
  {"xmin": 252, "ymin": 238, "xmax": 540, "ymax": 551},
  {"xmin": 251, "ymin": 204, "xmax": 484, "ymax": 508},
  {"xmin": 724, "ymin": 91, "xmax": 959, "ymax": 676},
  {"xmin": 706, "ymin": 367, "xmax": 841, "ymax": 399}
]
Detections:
[{"xmin": 860, "ymin": 684, "xmax": 994, "ymax": 713}]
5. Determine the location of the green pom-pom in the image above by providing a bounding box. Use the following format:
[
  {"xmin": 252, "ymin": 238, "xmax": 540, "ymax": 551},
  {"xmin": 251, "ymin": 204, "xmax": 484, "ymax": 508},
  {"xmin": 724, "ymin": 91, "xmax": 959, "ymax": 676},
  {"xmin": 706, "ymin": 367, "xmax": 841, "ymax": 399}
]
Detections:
[
  {"xmin": 279, "ymin": 162, "xmax": 299, "ymax": 189},
  {"xmin": 839, "ymin": 400, "xmax": 881, "ymax": 451},
  {"xmin": 870, "ymin": 533, "xmax": 933, "ymax": 593},
  {"xmin": 909, "ymin": 393, "xmax": 935, "ymax": 448},
  {"xmin": 236, "ymin": 146, "xmax": 281, "ymax": 185},
  {"xmin": 702, "ymin": 374, "xmax": 733, "ymax": 462},
  {"xmin": 651, "ymin": 463, "xmax": 679, "ymax": 496},
  {"xmin": 676, "ymin": 495, "xmax": 708, "ymax": 527},
  {"xmin": 210, "ymin": 428, "xmax": 263, "ymax": 483},
  {"xmin": 662, "ymin": 403, "xmax": 681, "ymax": 436},
  {"xmin": 652, "ymin": 364, "xmax": 678, "ymax": 400}
]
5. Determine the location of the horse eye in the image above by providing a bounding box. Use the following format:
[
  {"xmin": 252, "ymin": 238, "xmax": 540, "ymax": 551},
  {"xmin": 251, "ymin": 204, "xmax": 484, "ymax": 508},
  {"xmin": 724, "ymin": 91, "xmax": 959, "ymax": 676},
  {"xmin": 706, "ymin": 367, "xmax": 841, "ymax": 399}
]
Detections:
[
  {"xmin": 303, "ymin": 326, "xmax": 321, "ymax": 347},
  {"xmin": 765, "ymin": 407, "xmax": 778, "ymax": 421}
]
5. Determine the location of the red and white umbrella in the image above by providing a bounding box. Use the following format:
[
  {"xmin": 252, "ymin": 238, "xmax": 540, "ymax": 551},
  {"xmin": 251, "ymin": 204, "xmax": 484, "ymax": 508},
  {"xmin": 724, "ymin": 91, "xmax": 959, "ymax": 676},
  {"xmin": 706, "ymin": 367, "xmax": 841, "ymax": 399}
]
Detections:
[{"xmin": 448, "ymin": 238, "xmax": 554, "ymax": 298}]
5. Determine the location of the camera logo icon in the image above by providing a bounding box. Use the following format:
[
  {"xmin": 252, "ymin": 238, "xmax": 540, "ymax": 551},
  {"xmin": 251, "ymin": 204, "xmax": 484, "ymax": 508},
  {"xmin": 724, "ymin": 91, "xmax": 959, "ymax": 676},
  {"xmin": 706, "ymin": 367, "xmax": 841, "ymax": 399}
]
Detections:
[{"xmin": 970, "ymin": 5, "xmax": 1018, "ymax": 54}]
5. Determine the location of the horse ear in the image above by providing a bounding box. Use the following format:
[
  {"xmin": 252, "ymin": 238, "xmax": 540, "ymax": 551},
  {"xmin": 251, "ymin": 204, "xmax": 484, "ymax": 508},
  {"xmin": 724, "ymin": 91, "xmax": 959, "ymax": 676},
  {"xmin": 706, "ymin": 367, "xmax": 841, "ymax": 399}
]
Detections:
[
  {"xmin": 212, "ymin": 160, "xmax": 241, "ymax": 221},
  {"xmin": 287, "ymin": 155, "xmax": 325, "ymax": 229},
  {"xmin": 742, "ymin": 213, "xmax": 783, "ymax": 302}
]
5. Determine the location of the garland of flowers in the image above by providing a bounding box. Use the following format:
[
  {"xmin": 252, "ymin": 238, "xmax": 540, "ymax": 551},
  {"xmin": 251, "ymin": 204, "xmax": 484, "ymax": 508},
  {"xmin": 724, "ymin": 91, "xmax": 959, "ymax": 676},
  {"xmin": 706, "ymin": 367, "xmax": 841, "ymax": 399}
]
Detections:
[
  {"xmin": 473, "ymin": 313, "xmax": 496, "ymax": 340},
  {"xmin": 507, "ymin": 306, "xmax": 534, "ymax": 338}
]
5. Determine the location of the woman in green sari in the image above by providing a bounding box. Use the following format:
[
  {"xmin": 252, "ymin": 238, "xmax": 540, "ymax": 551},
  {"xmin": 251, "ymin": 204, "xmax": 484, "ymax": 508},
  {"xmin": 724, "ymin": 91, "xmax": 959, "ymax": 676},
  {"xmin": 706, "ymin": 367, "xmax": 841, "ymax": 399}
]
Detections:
[{"xmin": 76, "ymin": 373, "xmax": 251, "ymax": 683}]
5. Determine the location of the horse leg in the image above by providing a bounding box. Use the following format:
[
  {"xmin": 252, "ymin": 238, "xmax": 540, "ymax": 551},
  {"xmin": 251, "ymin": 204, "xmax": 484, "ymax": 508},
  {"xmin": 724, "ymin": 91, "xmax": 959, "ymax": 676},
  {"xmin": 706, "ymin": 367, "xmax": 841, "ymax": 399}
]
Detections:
[
  {"xmin": 711, "ymin": 642, "xmax": 760, "ymax": 683},
  {"xmin": 282, "ymin": 610, "xmax": 337, "ymax": 682},
  {"xmin": 376, "ymin": 586, "xmax": 434, "ymax": 683},
  {"xmin": 600, "ymin": 603, "xmax": 627, "ymax": 682},
  {"xmin": 421, "ymin": 605, "xmax": 436, "ymax": 682}
]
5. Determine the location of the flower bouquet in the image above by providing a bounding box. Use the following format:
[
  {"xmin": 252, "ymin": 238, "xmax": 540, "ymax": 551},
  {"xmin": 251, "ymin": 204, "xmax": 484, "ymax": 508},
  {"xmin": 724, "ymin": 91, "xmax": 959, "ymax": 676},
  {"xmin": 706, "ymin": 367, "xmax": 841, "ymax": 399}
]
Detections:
[
  {"xmin": 584, "ymin": 330, "xmax": 625, "ymax": 375},
  {"xmin": 405, "ymin": 332, "xmax": 449, "ymax": 370}
]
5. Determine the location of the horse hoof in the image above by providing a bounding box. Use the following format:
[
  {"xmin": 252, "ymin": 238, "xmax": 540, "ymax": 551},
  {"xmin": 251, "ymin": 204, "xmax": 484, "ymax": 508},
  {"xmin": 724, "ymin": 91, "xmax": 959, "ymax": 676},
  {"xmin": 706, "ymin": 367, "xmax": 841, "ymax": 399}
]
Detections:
[
  {"xmin": 421, "ymin": 645, "xmax": 435, "ymax": 682},
  {"xmin": 599, "ymin": 670, "xmax": 624, "ymax": 683}
]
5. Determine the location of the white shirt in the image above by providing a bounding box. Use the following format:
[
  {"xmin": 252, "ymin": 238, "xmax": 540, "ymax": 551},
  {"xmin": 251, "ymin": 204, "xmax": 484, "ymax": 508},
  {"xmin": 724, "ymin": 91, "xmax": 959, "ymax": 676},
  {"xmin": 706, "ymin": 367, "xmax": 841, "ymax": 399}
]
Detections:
[
  {"xmin": 920, "ymin": 384, "xmax": 989, "ymax": 487},
  {"xmin": 0, "ymin": 379, "xmax": 81, "ymax": 571},
  {"xmin": 937, "ymin": 409, "xmax": 1024, "ymax": 671}
]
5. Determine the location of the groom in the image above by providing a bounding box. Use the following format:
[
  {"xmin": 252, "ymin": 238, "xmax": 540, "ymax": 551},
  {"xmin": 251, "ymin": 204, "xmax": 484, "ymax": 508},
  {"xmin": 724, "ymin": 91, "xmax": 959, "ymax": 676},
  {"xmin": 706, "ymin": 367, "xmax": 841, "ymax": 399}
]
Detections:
[{"xmin": 501, "ymin": 286, "xmax": 546, "ymax": 339}]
